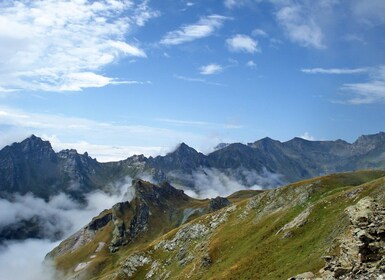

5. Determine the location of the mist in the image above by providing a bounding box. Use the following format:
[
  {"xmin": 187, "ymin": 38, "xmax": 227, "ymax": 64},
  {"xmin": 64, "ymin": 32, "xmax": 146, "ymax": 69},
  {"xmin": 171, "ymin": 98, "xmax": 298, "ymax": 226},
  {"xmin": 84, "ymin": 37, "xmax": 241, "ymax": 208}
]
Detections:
[
  {"xmin": 173, "ymin": 167, "xmax": 283, "ymax": 199},
  {"xmin": 0, "ymin": 177, "xmax": 133, "ymax": 280}
]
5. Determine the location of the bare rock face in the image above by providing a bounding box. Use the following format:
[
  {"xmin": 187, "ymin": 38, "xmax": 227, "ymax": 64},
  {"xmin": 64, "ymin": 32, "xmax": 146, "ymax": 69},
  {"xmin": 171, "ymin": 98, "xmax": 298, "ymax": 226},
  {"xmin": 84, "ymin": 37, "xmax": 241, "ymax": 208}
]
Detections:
[
  {"xmin": 208, "ymin": 196, "xmax": 231, "ymax": 213},
  {"xmin": 321, "ymin": 197, "xmax": 385, "ymax": 279},
  {"xmin": 109, "ymin": 200, "xmax": 149, "ymax": 252}
]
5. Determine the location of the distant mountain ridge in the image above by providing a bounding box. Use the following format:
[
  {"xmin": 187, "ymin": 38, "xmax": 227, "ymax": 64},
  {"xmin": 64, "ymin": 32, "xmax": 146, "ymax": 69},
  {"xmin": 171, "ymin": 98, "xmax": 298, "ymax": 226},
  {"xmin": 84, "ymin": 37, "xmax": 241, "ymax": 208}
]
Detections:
[{"xmin": 1, "ymin": 132, "xmax": 385, "ymax": 201}]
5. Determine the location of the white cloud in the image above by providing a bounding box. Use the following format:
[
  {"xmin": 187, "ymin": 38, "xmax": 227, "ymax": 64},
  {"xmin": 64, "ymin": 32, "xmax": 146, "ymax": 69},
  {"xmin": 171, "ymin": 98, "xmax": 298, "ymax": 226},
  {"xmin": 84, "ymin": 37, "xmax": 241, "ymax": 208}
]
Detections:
[
  {"xmin": 199, "ymin": 64, "xmax": 223, "ymax": 75},
  {"xmin": 0, "ymin": 0, "xmax": 158, "ymax": 92},
  {"xmin": 132, "ymin": 0, "xmax": 160, "ymax": 27},
  {"xmin": 174, "ymin": 75, "xmax": 226, "ymax": 86},
  {"xmin": 299, "ymin": 132, "xmax": 315, "ymax": 141},
  {"xmin": 226, "ymin": 34, "xmax": 260, "ymax": 54},
  {"xmin": 44, "ymin": 135, "xmax": 167, "ymax": 162},
  {"xmin": 160, "ymin": 14, "xmax": 229, "ymax": 45},
  {"xmin": 301, "ymin": 67, "xmax": 368, "ymax": 74},
  {"xmin": 341, "ymin": 66, "xmax": 385, "ymax": 104},
  {"xmin": 246, "ymin": 60, "xmax": 257, "ymax": 68},
  {"xmin": 224, "ymin": 0, "xmax": 250, "ymax": 9},
  {"xmin": 0, "ymin": 178, "xmax": 132, "ymax": 280},
  {"xmin": 174, "ymin": 167, "xmax": 281, "ymax": 198},
  {"xmin": 252, "ymin": 28, "xmax": 268, "ymax": 37},
  {"xmin": 0, "ymin": 106, "xmax": 219, "ymax": 161},
  {"xmin": 275, "ymin": 3, "xmax": 325, "ymax": 49},
  {"xmin": 224, "ymin": 0, "xmax": 238, "ymax": 8}
]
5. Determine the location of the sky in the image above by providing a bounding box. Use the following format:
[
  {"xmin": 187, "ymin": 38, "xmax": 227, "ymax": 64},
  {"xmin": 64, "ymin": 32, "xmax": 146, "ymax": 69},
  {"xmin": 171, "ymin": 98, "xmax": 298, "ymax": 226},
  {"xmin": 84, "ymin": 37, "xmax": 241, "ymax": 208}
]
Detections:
[{"xmin": 0, "ymin": 0, "xmax": 385, "ymax": 161}]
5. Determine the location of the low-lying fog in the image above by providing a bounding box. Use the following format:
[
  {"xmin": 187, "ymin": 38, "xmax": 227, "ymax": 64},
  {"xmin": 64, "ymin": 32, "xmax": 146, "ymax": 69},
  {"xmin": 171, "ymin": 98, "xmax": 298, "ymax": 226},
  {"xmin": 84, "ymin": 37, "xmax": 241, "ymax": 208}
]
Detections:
[{"xmin": 0, "ymin": 169, "xmax": 281, "ymax": 279}]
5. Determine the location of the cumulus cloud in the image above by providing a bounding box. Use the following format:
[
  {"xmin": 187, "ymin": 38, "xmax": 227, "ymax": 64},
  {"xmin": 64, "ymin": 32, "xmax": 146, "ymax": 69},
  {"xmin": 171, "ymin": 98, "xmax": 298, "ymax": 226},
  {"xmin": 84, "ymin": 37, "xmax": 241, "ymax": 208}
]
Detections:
[
  {"xmin": 0, "ymin": 0, "xmax": 158, "ymax": 92},
  {"xmin": 199, "ymin": 64, "xmax": 223, "ymax": 75},
  {"xmin": 226, "ymin": 34, "xmax": 260, "ymax": 54},
  {"xmin": 160, "ymin": 14, "xmax": 229, "ymax": 45}
]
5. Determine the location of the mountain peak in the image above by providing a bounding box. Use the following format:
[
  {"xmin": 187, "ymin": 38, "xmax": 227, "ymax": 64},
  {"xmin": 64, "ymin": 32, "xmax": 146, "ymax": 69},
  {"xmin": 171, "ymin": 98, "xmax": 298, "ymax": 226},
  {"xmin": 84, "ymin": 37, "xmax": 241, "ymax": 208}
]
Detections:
[
  {"xmin": 16, "ymin": 135, "xmax": 55, "ymax": 156},
  {"xmin": 168, "ymin": 142, "xmax": 199, "ymax": 157}
]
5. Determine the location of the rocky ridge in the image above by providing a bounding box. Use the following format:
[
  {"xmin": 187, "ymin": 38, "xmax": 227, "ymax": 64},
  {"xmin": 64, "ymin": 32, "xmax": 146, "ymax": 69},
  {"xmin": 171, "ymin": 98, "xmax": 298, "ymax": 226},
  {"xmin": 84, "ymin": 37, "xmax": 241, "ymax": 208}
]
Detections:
[{"xmin": 48, "ymin": 170, "xmax": 385, "ymax": 279}]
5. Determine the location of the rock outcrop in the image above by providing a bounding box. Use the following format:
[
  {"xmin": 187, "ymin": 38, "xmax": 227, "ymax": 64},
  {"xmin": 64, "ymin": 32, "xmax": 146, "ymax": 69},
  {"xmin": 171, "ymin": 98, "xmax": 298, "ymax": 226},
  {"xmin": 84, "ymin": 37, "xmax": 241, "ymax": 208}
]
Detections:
[
  {"xmin": 290, "ymin": 196, "xmax": 385, "ymax": 280},
  {"xmin": 320, "ymin": 197, "xmax": 385, "ymax": 279}
]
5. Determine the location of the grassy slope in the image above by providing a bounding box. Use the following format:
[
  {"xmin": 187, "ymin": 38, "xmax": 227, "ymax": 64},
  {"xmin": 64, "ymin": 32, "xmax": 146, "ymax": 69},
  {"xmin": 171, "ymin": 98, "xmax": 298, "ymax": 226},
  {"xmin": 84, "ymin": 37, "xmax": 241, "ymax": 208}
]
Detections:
[{"xmin": 53, "ymin": 170, "xmax": 385, "ymax": 280}]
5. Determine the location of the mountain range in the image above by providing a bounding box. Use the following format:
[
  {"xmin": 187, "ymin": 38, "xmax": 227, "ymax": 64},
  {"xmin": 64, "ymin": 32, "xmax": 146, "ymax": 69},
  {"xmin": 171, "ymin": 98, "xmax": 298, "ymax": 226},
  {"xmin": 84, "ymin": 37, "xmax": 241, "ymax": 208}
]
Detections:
[{"xmin": 1, "ymin": 132, "xmax": 385, "ymax": 201}]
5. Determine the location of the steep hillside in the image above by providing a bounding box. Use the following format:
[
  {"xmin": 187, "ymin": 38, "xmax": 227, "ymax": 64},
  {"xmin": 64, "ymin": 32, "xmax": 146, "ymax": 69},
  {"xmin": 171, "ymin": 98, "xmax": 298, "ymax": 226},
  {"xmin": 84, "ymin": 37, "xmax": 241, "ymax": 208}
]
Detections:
[{"xmin": 47, "ymin": 170, "xmax": 385, "ymax": 280}]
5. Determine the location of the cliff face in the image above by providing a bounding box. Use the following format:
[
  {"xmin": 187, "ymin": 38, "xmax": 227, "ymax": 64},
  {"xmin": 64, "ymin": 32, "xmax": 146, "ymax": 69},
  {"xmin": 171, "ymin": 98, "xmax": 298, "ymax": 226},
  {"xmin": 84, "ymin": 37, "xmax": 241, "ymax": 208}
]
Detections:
[{"xmin": 47, "ymin": 170, "xmax": 385, "ymax": 280}]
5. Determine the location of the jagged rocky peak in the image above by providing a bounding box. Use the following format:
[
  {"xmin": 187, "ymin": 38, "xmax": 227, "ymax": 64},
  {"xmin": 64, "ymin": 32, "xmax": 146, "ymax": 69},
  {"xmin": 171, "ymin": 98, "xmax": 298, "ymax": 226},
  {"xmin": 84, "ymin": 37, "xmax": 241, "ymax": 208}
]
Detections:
[
  {"xmin": 17, "ymin": 134, "xmax": 56, "ymax": 159},
  {"xmin": 171, "ymin": 142, "xmax": 199, "ymax": 156},
  {"xmin": 353, "ymin": 131, "xmax": 385, "ymax": 152}
]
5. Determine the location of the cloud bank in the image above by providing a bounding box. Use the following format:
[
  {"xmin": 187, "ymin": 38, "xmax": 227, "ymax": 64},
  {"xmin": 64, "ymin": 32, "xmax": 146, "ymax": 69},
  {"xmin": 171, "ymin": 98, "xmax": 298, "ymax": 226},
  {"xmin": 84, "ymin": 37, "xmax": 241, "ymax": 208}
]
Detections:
[
  {"xmin": 0, "ymin": 176, "xmax": 133, "ymax": 280},
  {"xmin": 173, "ymin": 167, "xmax": 283, "ymax": 199}
]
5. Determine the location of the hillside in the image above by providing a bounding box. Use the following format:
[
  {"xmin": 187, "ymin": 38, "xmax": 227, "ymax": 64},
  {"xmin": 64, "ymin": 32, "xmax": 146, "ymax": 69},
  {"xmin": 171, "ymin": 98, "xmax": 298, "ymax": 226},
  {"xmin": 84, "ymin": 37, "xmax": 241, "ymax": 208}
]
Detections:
[{"xmin": 47, "ymin": 170, "xmax": 385, "ymax": 279}]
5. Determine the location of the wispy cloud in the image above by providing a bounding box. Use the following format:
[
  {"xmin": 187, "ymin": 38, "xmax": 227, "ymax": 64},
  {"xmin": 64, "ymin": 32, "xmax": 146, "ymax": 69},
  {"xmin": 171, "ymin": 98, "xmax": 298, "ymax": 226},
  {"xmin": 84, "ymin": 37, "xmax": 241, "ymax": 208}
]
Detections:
[
  {"xmin": 301, "ymin": 66, "xmax": 385, "ymax": 104},
  {"xmin": 339, "ymin": 66, "xmax": 385, "ymax": 104},
  {"xmin": 252, "ymin": 28, "xmax": 268, "ymax": 37},
  {"xmin": 174, "ymin": 75, "xmax": 226, "ymax": 86},
  {"xmin": 0, "ymin": 0, "xmax": 158, "ymax": 92},
  {"xmin": 199, "ymin": 64, "xmax": 223, "ymax": 75},
  {"xmin": 226, "ymin": 34, "xmax": 260, "ymax": 54},
  {"xmin": 160, "ymin": 14, "xmax": 229, "ymax": 45},
  {"xmin": 224, "ymin": 0, "xmax": 248, "ymax": 9},
  {"xmin": 156, "ymin": 118, "xmax": 243, "ymax": 129},
  {"xmin": 301, "ymin": 68, "xmax": 368, "ymax": 74},
  {"xmin": 0, "ymin": 106, "xmax": 205, "ymax": 160},
  {"xmin": 351, "ymin": 0, "xmax": 385, "ymax": 26},
  {"xmin": 43, "ymin": 135, "xmax": 167, "ymax": 162},
  {"xmin": 275, "ymin": 3, "xmax": 325, "ymax": 49}
]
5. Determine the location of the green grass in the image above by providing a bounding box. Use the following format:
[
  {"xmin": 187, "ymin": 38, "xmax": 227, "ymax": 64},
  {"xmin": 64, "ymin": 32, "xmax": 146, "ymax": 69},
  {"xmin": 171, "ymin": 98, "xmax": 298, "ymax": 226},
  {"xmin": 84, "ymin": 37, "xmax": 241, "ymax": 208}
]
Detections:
[{"xmin": 52, "ymin": 170, "xmax": 385, "ymax": 280}]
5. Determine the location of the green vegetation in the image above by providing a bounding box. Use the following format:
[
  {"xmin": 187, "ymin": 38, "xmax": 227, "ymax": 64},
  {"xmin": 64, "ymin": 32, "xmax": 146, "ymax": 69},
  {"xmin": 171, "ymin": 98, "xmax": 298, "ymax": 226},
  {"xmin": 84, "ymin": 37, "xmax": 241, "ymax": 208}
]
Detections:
[{"xmin": 50, "ymin": 170, "xmax": 385, "ymax": 280}]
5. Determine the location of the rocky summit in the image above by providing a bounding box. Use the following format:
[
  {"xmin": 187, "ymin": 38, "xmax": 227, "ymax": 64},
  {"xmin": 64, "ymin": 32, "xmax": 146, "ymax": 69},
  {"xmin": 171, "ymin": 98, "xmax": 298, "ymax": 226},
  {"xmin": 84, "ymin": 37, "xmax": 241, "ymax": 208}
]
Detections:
[{"xmin": 47, "ymin": 170, "xmax": 385, "ymax": 279}]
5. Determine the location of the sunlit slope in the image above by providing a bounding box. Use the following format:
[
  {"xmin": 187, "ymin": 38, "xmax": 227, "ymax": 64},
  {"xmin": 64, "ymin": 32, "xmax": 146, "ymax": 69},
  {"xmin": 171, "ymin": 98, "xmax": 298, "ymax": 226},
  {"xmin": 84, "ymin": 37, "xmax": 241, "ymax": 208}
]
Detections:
[{"xmin": 48, "ymin": 170, "xmax": 385, "ymax": 279}]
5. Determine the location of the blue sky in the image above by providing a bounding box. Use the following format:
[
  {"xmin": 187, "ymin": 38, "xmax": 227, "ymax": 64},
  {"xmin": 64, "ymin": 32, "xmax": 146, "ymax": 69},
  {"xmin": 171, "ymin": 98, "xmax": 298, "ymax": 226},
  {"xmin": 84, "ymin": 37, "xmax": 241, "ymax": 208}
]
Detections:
[{"xmin": 0, "ymin": 0, "xmax": 385, "ymax": 161}]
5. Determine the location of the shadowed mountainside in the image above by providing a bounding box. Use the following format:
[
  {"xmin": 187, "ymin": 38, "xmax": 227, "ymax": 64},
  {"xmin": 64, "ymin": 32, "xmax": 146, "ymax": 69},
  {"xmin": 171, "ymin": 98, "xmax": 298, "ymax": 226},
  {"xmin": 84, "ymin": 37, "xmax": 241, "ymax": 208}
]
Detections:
[{"xmin": 1, "ymin": 132, "xmax": 385, "ymax": 201}]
